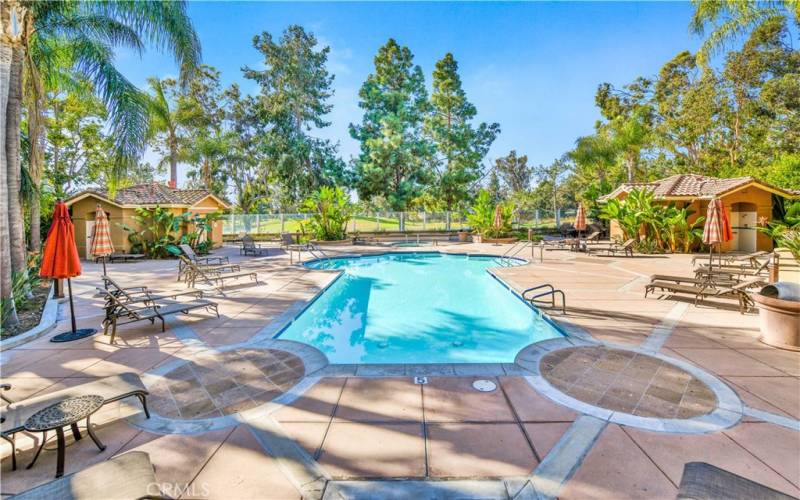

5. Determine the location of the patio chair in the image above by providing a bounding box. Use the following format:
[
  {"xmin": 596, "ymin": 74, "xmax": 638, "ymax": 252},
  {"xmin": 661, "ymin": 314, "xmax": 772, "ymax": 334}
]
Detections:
[
  {"xmin": 677, "ymin": 462, "xmax": 795, "ymax": 500},
  {"xmin": 1, "ymin": 374, "xmax": 149, "ymax": 471},
  {"xmin": 691, "ymin": 250, "xmax": 770, "ymax": 269},
  {"xmin": 645, "ymin": 277, "xmax": 765, "ymax": 313},
  {"xmin": 176, "ymin": 255, "xmax": 241, "ymax": 282},
  {"xmin": 586, "ymin": 238, "xmax": 636, "ymax": 257},
  {"xmin": 694, "ymin": 256, "xmax": 771, "ymax": 280},
  {"xmin": 104, "ymin": 253, "xmax": 145, "ymax": 263},
  {"xmin": 179, "ymin": 243, "xmax": 229, "ymax": 276},
  {"xmin": 99, "ymin": 289, "xmax": 219, "ymax": 343},
  {"xmin": 10, "ymin": 451, "xmax": 167, "ymax": 500},
  {"xmin": 281, "ymin": 232, "xmax": 309, "ymax": 250},
  {"xmin": 101, "ymin": 275, "xmax": 204, "ymax": 303},
  {"xmin": 180, "ymin": 258, "xmax": 259, "ymax": 292},
  {"xmin": 241, "ymin": 234, "xmax": 272, "ymax": 256}
]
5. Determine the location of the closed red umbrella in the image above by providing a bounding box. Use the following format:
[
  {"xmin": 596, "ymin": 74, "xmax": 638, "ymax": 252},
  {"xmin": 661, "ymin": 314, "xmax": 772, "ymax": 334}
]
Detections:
[
  {"xmin": 702, "ymin": 198, "xmax": 733, "ymax": 270},
  {"xmin": 40, "ymin": 201, "xmax": 96, "ymax": 342}
]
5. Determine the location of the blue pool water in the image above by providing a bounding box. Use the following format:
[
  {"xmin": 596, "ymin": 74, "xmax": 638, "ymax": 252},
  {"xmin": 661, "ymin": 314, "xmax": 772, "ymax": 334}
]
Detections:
[{"xmin": 277, "ymin": 253, "xmax": 563, "ymax": 364}]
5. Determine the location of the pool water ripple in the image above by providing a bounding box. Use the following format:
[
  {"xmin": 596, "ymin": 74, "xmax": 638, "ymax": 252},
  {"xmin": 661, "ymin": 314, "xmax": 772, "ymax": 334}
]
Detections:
[{"xmin": 278, "ymin": 253, "xmax": 562, "ymax": 364}]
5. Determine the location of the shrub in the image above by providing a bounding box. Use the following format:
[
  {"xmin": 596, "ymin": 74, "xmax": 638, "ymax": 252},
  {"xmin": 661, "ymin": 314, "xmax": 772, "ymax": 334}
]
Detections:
[
  {"xmin": 300, "ymin": 187, "xmax": 352, "ymax": 241},
  {"xmin": 599, "ymin": 188, "xmax": 704, "ymax": 253},
  {"xmin": 467, "ymin": 190, "xmax": 514, "ymax": 238}
]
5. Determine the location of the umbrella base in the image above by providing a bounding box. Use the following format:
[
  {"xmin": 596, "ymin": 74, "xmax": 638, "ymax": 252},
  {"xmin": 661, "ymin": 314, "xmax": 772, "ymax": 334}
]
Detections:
[{"xmin": 50, "ymin": 328, "xmax": 97, "ymax": 343}]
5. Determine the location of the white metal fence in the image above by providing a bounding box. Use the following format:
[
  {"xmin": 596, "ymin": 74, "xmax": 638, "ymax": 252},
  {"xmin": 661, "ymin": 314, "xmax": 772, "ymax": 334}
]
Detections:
[{"xmin": 223, "ymin": 208, "xmax": 578, "ymax": 235}]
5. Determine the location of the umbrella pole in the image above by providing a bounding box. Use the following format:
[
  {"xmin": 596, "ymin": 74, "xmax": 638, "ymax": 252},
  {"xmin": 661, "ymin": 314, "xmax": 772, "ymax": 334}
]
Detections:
[
  {"xmin": 67, "ymin": 278, "xmax": 77, "ymax": 334},
  {"xmin": 102, "ymin": 256, "xmax": 107, "ymax": 281}
]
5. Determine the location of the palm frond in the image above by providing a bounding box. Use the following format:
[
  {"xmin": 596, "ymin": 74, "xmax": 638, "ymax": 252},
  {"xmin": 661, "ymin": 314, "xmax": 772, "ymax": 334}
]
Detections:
[
  {"xmin": 68, "ymin": 36, "xmax": 149, "ymax": 179},
  {"xmin": 46, "ymin": 14, "xmax": 146, "ymax": 55},
  {"xmin": 84, "ymin": 0, "xmax": 202, "ymax": 85}
]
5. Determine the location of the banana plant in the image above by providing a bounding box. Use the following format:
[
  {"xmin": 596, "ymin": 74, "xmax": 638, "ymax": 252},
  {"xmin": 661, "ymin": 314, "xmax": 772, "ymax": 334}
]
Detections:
[
  {"xmin": 118, "ymin": 206, "xmax": 190, "ymax": 258},
  {"xmin": 300, "ymin": 187, "xmax": 353, "ymax": 241}
]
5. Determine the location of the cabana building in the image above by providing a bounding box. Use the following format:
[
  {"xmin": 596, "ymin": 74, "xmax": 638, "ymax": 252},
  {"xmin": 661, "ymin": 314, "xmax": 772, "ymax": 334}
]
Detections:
[
  {"xmin": 598, "ymin": 174, "xmax": 799, "ymax": 252},
  {"xmin": 65, "ymin": 182, "xmax": 229, "ymax": 259}
]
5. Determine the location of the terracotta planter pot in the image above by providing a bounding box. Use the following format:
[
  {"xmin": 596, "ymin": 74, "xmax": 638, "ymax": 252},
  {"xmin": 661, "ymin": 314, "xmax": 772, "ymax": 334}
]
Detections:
[
  {"xmin": 472, "ymin": 234, "xmax": 482, "ymax": 244},
  {"xmin": 457, "ymin": 231, "xmax": 470, "ymax": 242},
  {"xmin": 753, "ymin": 292, "xmax": 800, "ymax": 351}
]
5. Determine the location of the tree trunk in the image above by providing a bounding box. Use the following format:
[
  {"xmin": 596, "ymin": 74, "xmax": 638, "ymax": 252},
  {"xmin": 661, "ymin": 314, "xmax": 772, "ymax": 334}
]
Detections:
[
  {"xmin": 7, "ymin": 45, "xmax": 26, "ymax": 274},
  {"xmin": 27, "ymin": 86, "xmax": 43, "ymax": 250},
  {"xmin": 25, "ymin": 1, "xmax": 43, "ymax": 252},
  {"xmin": 169, "ymin": 132, "xmax": 178, "ymax": 187},
  {"xmin": 0, "ymin": 40, "xmax": 19, "ymax": 327},
  {"xmin": 625, "ymin": 155, "xmax": 634, "ymax": 183}
]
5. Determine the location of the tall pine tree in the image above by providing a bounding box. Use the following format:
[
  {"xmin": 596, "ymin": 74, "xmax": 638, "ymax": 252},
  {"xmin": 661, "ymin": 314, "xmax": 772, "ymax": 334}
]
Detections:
[
  {"xmin": 350, "ymin": 39, "xmax": 432, "ymax": 210},
  {"xmin": 425, "ymin": 53, "xmax": 499, "ymax": 210},
  {"xmin": 244, "ymin": 25, "xmax": 345, "ymax": 207}
]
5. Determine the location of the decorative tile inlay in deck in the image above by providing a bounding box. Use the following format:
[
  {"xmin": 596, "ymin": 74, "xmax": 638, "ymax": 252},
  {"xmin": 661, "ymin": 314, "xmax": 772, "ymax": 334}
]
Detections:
[
  {"xmin": 541, "ymin": 346, "xmax": 716, "ymax": 419},
  {"xmin": 148, "ymin": 348, "xmax": 305, "ymax": 419}
]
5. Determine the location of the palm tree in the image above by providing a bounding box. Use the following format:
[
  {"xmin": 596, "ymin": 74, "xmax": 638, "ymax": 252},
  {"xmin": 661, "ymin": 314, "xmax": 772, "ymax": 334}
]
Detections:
[
  {"xmin": 690, "ymin": 0, "xmax": 799, "ymax": 65},
  {"xmin": 1, "ymin": 0, "xmax": 201, "ymax": 327},
  {"xmin": 146, "ymin": 77, "xmax": 183, "ymax": 187}
]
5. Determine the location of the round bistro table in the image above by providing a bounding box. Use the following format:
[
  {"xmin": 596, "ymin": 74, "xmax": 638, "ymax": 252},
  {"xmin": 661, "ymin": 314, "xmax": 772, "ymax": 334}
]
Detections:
[{"xmin": 24, "ymin": 395, "xmax": 106, "ymax": 477}]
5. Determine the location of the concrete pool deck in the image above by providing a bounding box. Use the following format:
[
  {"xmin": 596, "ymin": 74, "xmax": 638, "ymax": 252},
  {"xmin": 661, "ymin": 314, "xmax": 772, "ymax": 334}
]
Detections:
[{"xmin": 1, "ymin": 243, "xmax": 798, "ymax": 498}]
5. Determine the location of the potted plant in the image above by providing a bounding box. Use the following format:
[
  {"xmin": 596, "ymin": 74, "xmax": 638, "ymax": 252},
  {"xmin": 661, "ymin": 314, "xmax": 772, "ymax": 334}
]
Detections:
[{"xmin": 299, "ymin": 186, "xmax": 353, "ymax": 245}]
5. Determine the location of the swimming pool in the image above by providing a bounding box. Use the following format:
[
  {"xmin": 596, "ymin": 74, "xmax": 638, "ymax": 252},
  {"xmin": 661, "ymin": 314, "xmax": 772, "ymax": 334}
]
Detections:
[{"xmin": 277, "ymin": 253, "xmax": 563, "ymax": 364}]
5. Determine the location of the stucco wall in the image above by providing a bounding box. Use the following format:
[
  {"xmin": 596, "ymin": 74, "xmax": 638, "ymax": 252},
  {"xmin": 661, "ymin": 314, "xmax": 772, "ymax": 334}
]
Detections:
[
  {"xmin": 69, "ymin": 194, "xmax": 227, "ymax": 258},
  {"xmin": 70, "ymin": 197, "xmax": 130, "ymax": 259},
  {"xmin": 603, "ymin": 184, "xmax": 777, "ymax": 252}
]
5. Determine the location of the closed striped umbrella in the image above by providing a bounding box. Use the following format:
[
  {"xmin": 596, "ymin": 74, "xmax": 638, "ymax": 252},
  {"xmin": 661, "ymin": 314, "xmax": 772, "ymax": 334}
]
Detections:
[
  {"xmin": 574, "ymin": 203, "xmax": 587, "ymax": 235},
  {"xmin": 493, "ymin": 204, "xmax": 504, "ymax": 230},
  {"xmin": 91, "ymin": 204, "xmax": 114, "ymax": 275},
  {"xmin": 703, "ymin": 198, "xmax": 733, "ymax": 269}
]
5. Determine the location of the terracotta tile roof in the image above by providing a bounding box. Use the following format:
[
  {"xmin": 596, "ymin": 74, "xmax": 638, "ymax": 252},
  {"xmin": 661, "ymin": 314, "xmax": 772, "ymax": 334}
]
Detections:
[
  {"xmin": 67, "ymin": 183, "xmax": 225, "ymax": 207},
  {"xmin": 174, "ymin": 189, "xmax": 213, "ymax": 205},
  {"xmin": 598, "ymin": 174, "xmax": 798, "ymax": 201}
]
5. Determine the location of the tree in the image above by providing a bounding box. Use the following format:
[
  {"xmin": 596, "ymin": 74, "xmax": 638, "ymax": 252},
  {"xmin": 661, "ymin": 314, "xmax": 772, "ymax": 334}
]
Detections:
[
  {"xmin": 494, "ymin": 150, "xmax": 533, "ymax": 194},
  {"xmin": 533, "ymin": 156, "xmax": 573, "ymax": 225},
  {"xmin": 146, "ymin": 77, "xmax": 183, "ymax": 187},
  {"xmin": 243, "ymin": 25, "xmax": 345, "ymax": 207},
  {"xmin": 350, "ymin": 39, "xmax": 432, "ymax": 210},
  {"xmin": 487, "ymin": 168, "xmax": 502, "ymax": 203},
  {"xmin": 1, "ymin": 0, "xmax": 200, "ymax": 328},
  {"xmin": 178, "ymin": 65, "xmax": 229, "ymax": 196},
  {"xmin": 224, "ymin": 83, "xmax": 272, "ymax": 212},
  {"xmin": 653, "ymin": 51, "xmax": 719, "ymax": 172},
  {"xmin": 690, "ymin": 0, "xmax": 799, "ymax": 66},
  {"xmin": 424, "ymin": 53, "xmax": 499, "ymax": 210},
  {"xmin": 46, "ymin": 89, "xmax": 114, "ymax": 196}
]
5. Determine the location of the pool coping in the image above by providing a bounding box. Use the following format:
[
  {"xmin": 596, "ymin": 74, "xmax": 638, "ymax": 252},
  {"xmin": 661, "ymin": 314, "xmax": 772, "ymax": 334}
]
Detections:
[{"xmin": 130, "ymin": 248, "xmax": 745, "ymax": 438}]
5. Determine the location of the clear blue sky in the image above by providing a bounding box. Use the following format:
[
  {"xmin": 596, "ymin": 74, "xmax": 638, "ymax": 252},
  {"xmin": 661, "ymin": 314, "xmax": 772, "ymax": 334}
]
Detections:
[{"xmin": 115, "ymin": 1, "xmax": 701, "ymax": 187}]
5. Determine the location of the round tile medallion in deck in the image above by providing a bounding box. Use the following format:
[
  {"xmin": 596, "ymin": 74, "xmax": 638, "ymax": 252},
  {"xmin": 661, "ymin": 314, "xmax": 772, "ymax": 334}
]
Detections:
[
  {"xmin": 540, "ymin": 346, "xmax": 716, "ymax": 419},
  {"xmin": 147, "ymin": 348, "xmax": 305, "ymax": 420}
]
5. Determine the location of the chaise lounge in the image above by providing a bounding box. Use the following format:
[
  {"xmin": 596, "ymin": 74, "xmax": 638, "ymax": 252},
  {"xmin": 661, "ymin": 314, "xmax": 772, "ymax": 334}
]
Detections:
[
  {"xmin": 100, "ymin": 290, "xmax": 219, "ymax": 343},
  {"xmin": 1, "ymin": 373, "xmax": 150, "ymax": 471},
  {"xmin": 586, "ymin": 238, "xmax": 636, "ymax": 257},
  {"xmin": 645, "ymin": 277, "xmax": 765, "ymax": 313},
  {"xmin": 180, "ymin": 258, "xmax": 259, "ymax": 293}
]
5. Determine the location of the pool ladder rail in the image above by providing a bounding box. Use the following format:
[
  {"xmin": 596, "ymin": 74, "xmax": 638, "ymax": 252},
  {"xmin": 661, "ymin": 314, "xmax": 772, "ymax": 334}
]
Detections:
[
  {"xmin": 522, "ymin": 283, "xmax": 566, "ymax": 314},
  {"xmin": 495, "ymin": 241, "xmax": 533, "ymax": 266}
]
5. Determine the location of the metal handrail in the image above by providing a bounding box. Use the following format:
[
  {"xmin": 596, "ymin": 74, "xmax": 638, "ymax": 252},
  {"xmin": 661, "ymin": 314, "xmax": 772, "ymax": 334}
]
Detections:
[
  {"xmin": 522, "ymin": 284, "xmax": 555, "ymax": 300},
  {"xmin": 529, "ymin": 289, "xmax": 566, "ymax": 314},
  {"xmin": 507, "ymin": 241, "xmax": 531, "ymax": 260},
  {"xmin": 521, "ymin": 283, "xmax": 566, "ymax": 314}
]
